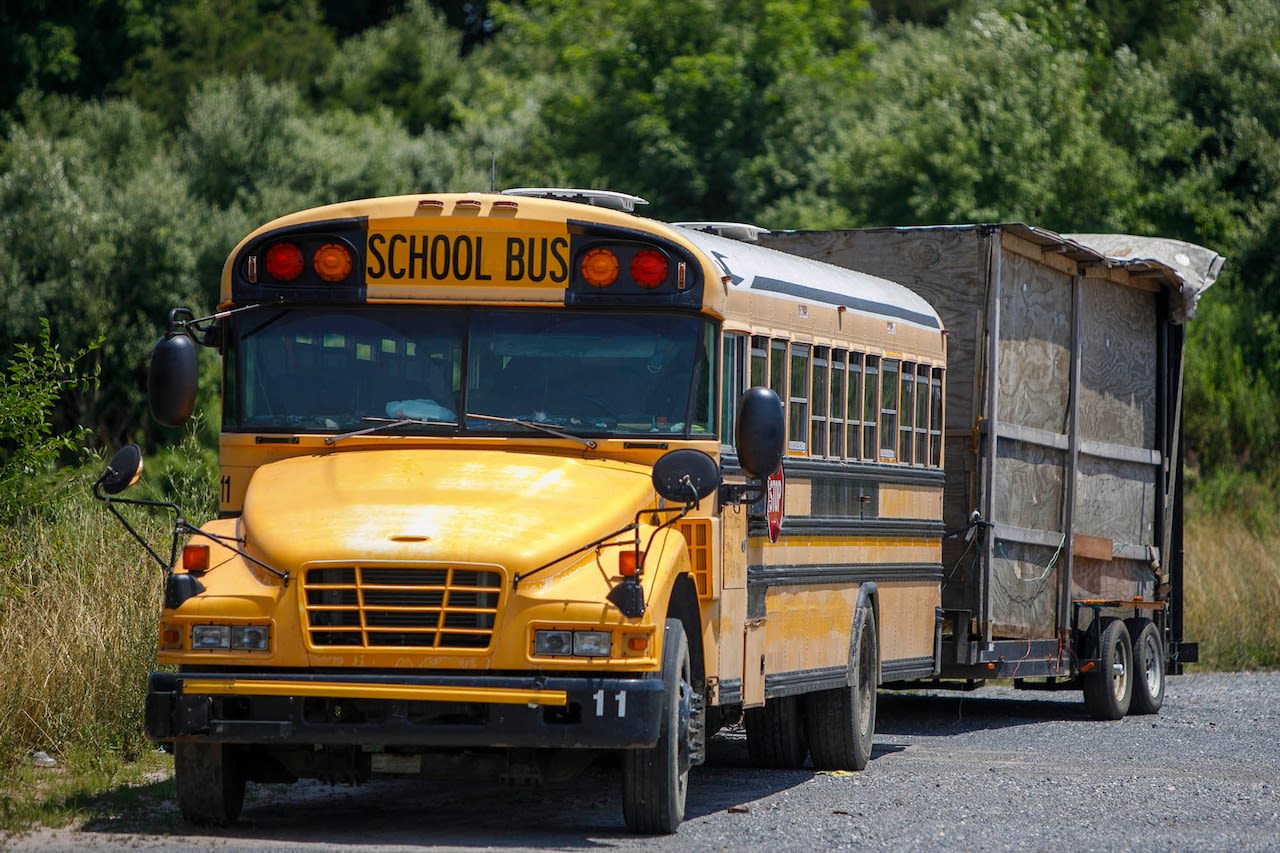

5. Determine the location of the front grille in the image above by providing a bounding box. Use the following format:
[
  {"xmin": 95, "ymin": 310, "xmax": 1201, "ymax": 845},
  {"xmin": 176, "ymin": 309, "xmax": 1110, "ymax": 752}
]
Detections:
[{"xmin": 303, "ymin": 564, "xmax": 503, "ymax": 650}]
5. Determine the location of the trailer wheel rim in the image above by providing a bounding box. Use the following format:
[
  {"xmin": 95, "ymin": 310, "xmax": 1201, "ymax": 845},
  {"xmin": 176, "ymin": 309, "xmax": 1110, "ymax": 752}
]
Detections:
[
  {"xmin": 1139, "ymin": 630, "xmax": 1163, "ymax": 696},
  {"xmin": 1109, "ymin": 631, "xmax": 1132, "ymax": 702}
]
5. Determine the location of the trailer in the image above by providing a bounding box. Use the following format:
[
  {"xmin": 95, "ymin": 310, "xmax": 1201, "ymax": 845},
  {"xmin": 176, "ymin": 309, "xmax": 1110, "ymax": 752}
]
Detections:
[{"xmin": 761, "ymin": 224, "xmax": 1223, "ymax": 718}]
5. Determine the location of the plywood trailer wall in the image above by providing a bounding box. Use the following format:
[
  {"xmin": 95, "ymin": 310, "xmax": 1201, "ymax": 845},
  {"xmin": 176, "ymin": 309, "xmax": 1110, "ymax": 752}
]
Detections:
[{"xmin": 762, "ymin": 225, "xmax": 1182, "ymax": 645}]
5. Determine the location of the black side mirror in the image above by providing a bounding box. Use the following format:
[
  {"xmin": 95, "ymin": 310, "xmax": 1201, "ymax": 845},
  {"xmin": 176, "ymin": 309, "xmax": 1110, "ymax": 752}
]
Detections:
[
  {"xmin": 97, "ymin": 444, "xmax": 144, "ymax": 495},
  {"xmin": 149, "ymin": 332, "xmax": 198, "ymax": 427},
  {"xmin": 652, "ymin": 449, "xmax": 720, "ymax": 504},
  {"xmin": 734, "ymin": 387, "xmax": 785, "ymax": 479}
]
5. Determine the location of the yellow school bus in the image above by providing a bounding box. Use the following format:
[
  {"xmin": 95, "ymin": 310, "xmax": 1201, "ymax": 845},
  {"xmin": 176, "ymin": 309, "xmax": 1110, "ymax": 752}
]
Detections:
[{"xmin": 101, "ymin": 188, "xmax": 946, "ymax": 834}]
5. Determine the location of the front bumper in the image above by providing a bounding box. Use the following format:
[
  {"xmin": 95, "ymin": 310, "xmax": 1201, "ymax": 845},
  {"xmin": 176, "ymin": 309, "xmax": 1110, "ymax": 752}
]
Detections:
[{"xmin": 145, "ymin": 670, "xmax": 664, "ymax": 749}]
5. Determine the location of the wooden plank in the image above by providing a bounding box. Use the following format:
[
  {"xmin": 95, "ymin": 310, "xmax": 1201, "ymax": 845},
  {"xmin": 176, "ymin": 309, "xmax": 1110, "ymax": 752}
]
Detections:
[
  {"xmin": 1073, "ymin": 533, "xmax": 1114, "ymax": 561},
  {"xmin": 1079, "ymin": 439, "xmax": 1161, "ymax": 467},
  {"xmin": 1000, "ymin": 230, "xmax": 1079, "ymax": 277},
  {"xmin": 996, "ymin": 421, "xmax": 1068, "ymax": 451}
]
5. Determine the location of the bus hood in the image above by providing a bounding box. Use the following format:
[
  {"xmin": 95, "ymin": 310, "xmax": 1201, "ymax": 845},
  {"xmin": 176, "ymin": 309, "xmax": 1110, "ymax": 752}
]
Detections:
[{"xmin": 240, "ymin": 449, "xmax": 655, "ymax": 571}]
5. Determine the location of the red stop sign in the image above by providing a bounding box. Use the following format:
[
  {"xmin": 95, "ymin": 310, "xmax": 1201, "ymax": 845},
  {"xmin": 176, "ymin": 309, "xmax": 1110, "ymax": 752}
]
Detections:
[{"xmin": 765, "ymin": 466, "xmax": 785, "ymax": 543}]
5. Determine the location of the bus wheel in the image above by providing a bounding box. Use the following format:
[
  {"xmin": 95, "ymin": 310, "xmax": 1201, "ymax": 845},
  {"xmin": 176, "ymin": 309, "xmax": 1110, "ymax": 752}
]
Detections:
[
  {"xmin": 804, "ymin": 604, "xmax": 878, "ymax": 771},
  {"xmin": 746, "ymin": 695, "xmax": 809, "ymax": 768},
  {"xmin": 1126, "ymin": 618, "xmax": 1165, "ymax": 715},
  {"xmin": 622, "ymin": 618, "xmax": 692, "ymax": 834},
  {"xmin": 174, "ymin": 742, "xmax": 245, "ymax": 825},
  {"xmin": 1081, "ymin": 617, "xmax": 1133, "ymax": 720}
]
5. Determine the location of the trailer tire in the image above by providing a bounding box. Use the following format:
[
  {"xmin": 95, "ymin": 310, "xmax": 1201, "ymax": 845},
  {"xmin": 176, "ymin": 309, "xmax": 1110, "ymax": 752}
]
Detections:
[
  {"xmin": 174, "ymin": 742, "xmax": 245, "ymax": 825},
  {"xmin": 746, "ymin": 695, "xmax": 809, "ymax": 768},
  {"xmin": 622, "ymin": 618, "xmax": 692, "ymax": 834},
  {"xmin": 1082, "ymin": 617, "xmax": 1133, "ymax": 720},
  {"xmin": 1126, "ymin": 618, "xmax": 1165, "ymax": 715},
  {"xmin": 805, "ymin": 604, "xmax": 877, "ymax": 771}
]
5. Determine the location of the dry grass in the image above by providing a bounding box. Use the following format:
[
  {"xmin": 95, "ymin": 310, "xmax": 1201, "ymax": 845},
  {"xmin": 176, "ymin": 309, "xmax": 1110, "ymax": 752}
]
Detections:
[
  {"xmin": 0, "ymin": 486, "xmax": 166, "ymax": 777},
  {"xmin": 1184, "ymin": 505, "xmax": 1280, "ymax": 670}
]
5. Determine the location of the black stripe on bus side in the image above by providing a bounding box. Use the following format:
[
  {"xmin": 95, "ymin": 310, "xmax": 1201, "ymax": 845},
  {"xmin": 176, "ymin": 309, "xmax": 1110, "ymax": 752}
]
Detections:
[
  {"xmin": 750, "ymin": 276, "xmax": 942, "ymax": 330},
  {"xmin": 881, "ymin": 656, "xmax": 937, "ymax": 682},
  {"xmin": 748, "ymin": 562, "xmax": 944, "ymax": 587},
  {"xmin": 748, "ymin": 517, "xmax": 947, "ymax": 539},
  {"xmin": 717, "ymin": 679, "xmax": 742, "ymax": 705},
  {"xmin": 765, "ymin": 666, "xmax": 849, "ymax": 698}
]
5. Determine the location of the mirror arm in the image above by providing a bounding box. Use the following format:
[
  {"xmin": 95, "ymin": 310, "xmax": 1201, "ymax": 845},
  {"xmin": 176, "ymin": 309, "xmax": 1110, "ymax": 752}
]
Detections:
[
  {"xmin": 100, "ymin": 495, "xmax": 181, "ymax": 573},
  {"xmin": 168, "ymin": 302, "xmax": 272, "ymax": 348}
]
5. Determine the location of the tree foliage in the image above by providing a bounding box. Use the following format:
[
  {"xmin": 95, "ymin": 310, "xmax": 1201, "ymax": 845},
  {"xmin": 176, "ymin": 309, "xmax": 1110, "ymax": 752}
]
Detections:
[{"xmin": 0, "ymin": 0, "xmax": 1276, "ymax": 493}]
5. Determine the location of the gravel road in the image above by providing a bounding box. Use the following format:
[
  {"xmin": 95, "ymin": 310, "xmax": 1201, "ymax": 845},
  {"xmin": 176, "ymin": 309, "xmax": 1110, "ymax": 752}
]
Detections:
[{"xmin": 8, "ymin": 671, "xmax": 1279, "ymax": 852}]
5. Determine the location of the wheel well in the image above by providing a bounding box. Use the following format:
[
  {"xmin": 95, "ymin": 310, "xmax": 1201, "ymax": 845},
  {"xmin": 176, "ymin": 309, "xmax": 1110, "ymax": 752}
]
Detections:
[
  {"xmin": 666, "ymin": 574, "xmax": 705, "ymax": 688},
  {"xmin": 858, "ymin": 582, "xmax": 881, "ymax": 685}
]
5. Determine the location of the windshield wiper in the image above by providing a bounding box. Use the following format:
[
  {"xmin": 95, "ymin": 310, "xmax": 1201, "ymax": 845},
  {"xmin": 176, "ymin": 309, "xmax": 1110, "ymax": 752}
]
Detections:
[
  {"xmin": 465, "ymin": 412, "xmax": 598, "ymax": 449},
  {"xmin": 324, "ymin": 416, "xmax": 457, "ymax": 445}
]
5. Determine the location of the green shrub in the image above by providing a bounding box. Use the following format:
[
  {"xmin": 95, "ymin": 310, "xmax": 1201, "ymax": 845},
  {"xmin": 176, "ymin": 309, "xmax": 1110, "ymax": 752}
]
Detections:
[{"xmin": 0, "ymin": 319, "xmax": 101, "ymax": 521}]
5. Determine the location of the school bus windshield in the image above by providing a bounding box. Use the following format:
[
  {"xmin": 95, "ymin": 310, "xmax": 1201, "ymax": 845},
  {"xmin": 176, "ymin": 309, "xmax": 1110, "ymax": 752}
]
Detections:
[{"xmin": 227, "ymin": 307, "xmax": 716, "ymax": 438}]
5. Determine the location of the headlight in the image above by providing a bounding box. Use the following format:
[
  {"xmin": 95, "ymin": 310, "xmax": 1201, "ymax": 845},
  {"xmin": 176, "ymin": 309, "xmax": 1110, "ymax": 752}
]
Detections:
[
  {"xmin": 534, "ymin": 629, "xmax": 612, "ymax": 657},
  {"xmin": 534, "ymin": 630, "xmax": 573, "ymax": 656},
  {"xmin": 231, "ymin": 625, "xmax": 270, "ymax": 651},
  {"xmin": 191, "ymin": 624, "xmax": 230, "ymax": 649},
  {"xmin": 190, "ymin": 624, "xmax": 270, "ymax": 651},
  {"xmin": 573, "ymin": 631, "xmax": 612, "ymax": 657}
]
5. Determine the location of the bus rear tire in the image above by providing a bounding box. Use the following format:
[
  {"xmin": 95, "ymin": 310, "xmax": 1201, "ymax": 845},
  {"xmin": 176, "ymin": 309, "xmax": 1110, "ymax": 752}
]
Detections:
[
  {"xmin": 174, "ymin": 742, "xmax": 245, "ymax": 825},
  {"xmin": 805, "ymin": 604, "xmax": 877, "ymax": 771},
  {"xmin": 622, "ymin": 618, "xmax": 691, "ymax": 834},
  {"xmin": 1126, "ymin": 618, "xmax": 1165, "ymax": 715},
  {"xmin": 1082, "ymin": 617, "xmax": 1133, "ymax": 720},
  {"xmin": 745, "ymin": 695, "xmax": 809, "ymax": 768}
]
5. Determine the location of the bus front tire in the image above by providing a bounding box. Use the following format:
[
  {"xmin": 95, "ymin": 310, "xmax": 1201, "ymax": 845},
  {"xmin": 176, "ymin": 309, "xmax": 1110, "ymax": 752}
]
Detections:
[
  {"xmin": 174, "ymin": 742, "xmax": 245, "ymax": 825},
  {"xmin": 805, "ymin": 604, "xmax": 878, "ymax": 771},
  {"xmin": 622, "ymin": 618, "xmax": 692, "ymax": 834}
]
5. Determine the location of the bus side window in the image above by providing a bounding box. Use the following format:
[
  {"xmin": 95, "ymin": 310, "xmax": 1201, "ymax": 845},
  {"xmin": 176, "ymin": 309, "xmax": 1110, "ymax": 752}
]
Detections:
[
  {"xmin": 830, "ymin": 350, "xmax": 846, "ymax": 458},
  {"xmin": 769, "ymin": 339, "xmax": 787, "ymax": 398},
  {"xmin": 930, "ymin": 367, "xmax": 944, "ymax": 467},
  {"xmin": 789, "ymin": 344, "xmax": 809, "ymax": 453},
  {"xmin": 899, "ymin": 361, "xmax": 915, "ymax": 465},
  {"xmin": 751, "ymin": 335, "xmax": 768, "ymax": 387},
  {"xmin": 721, "ymin": 332, "xmax": 747, "ymax": 445},
  {"xmin": 915, "ymin": 365, "xmax": 930, "ymax": 466},
  {"xmin": 880, "ymin": 359, "xmax": 899, "ymax": 462},
  {"xmin": 862, "ymin": 355, "xmax": 879, "ymax": 460},
  {"xmin": 847, "ymin": 353, "xmax": 862, "ymax": 459},
  {"xmin": 811, "ymin": 346, "xmax": 828, "ymax": 456}
]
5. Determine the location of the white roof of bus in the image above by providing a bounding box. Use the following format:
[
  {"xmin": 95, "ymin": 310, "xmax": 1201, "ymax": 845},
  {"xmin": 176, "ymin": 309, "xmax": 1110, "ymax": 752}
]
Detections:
[{"xmin": 673, "ymin": 224, "xmax": 943, "ymax": 331}]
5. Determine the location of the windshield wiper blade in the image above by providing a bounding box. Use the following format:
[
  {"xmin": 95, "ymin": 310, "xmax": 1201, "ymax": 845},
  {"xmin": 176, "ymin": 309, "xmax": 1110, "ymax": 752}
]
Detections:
[
  {"xmin": 465, "ymin": 412, "xmax": 597, "ymax": 448},
  {"xmin": 325, "ymin": 416, "xmax": 457, "ymax": 445}
]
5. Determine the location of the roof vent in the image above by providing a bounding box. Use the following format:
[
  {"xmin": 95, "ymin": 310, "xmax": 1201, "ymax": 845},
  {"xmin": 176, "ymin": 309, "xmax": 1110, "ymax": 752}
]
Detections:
[
  {"xmin": 674, "ymin": 221, "xmax": 771, "ymax": 242},
  {"xmin": 501, "ymin": 187, "xmax": 648, "ymax": 213}
]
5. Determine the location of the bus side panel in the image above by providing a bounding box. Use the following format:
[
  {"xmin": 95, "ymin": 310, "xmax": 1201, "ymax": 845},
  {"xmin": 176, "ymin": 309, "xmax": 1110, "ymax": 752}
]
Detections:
[
  {"xmin": 876, "ymin": 581, "xmax": 942, "ymax": 668},
  {"xmin": 711, "ymin": 510, "xmax": 747, "ymax": 704}
]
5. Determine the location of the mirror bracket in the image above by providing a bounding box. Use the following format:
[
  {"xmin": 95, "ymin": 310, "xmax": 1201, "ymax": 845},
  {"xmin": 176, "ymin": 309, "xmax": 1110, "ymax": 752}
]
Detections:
[{"xmin": 719, "ymin": 480, "xmax": 763, "ymax": 506}]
